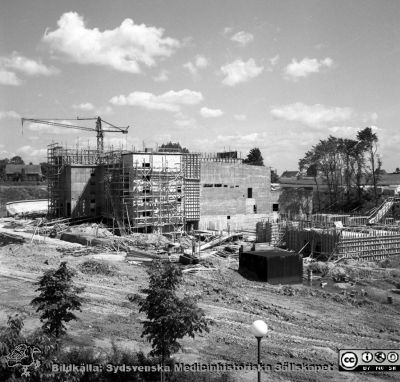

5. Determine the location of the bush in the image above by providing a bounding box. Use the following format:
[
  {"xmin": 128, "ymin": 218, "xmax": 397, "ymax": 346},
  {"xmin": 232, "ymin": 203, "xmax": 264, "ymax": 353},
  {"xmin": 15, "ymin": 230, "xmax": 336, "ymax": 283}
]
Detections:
[{"xmin": 80, "ymin": 259, "xmax": 116, "ymax": 276}]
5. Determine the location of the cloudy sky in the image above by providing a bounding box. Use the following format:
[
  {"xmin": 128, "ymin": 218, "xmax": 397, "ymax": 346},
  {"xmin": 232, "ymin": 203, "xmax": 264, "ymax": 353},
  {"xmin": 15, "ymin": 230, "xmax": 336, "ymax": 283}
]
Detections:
[{"xmin": 1, "ymin": 0, "xmax": 400, "ymax": 172}]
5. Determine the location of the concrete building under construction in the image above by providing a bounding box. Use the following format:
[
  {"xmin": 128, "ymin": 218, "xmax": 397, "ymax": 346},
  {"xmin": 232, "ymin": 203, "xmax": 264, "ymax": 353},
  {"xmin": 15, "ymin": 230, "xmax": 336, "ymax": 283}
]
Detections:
[{"xmin": 47, "ymin": 143, "xmax": 272, "ymax": 234}]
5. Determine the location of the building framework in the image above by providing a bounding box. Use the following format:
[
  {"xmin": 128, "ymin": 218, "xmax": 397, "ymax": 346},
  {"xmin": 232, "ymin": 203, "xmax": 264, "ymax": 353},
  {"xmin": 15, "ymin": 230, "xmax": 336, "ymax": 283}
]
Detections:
[{"xmin": 46, "ymin": 143, "xmax": 200, "ymax": 234}]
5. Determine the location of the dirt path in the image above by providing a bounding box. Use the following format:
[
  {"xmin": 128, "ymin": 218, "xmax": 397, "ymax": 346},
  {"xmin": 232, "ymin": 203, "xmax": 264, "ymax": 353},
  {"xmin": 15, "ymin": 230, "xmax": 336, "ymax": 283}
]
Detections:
[{"xmin": 0, "ymin": 243, "xmax": 399, "ymax": 381}]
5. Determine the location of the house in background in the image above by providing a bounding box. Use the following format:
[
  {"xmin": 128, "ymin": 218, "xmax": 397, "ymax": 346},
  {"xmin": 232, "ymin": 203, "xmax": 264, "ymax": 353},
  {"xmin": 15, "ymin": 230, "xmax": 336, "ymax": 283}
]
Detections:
[
  {"xmin": 377, "ymin": 173, "xmax": 400, "ymax": 195},
  {"xmin": 5, "ymin": 164, "xmax": 42, "ymax": 182},
  {"xmin": 280, "ymin": 170, "xmax": 300, "ymax": 179},
  {"xmin": 270, "ymin": 170, "xmax": 327, "ymax": 218}
]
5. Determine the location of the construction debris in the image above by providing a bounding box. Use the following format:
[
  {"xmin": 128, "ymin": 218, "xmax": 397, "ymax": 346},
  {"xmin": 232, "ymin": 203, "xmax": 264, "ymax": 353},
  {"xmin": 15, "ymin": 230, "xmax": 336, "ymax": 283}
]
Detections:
[
  {"xmin": 0, "ymin": 232, "xmax": 25, "ymax": 246},
  {"xmin": 182, "ymin": 263, "xmax": 218, "ymax": 274}
]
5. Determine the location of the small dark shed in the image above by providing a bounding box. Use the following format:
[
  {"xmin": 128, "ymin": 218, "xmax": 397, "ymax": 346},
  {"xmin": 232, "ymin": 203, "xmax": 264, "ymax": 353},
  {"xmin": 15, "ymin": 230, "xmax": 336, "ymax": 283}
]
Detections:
[{"xmin": 239, "ymin": 247, "xmax": 303, "ymax": 284}]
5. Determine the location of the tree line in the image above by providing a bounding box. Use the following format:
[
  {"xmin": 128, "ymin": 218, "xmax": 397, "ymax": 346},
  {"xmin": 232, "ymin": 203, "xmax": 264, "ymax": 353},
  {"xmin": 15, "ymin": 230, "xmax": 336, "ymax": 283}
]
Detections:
[{"xmin": 298, "ymin": 127, "xmax": 382, "ymax": 212}]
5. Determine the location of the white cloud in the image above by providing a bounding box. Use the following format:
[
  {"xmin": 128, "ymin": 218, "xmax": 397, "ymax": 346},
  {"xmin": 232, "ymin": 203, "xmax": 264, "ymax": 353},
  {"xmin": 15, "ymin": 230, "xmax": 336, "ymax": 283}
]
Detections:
[
  {"xmin": 27, "ymin": 120, "xmax": 81, "ymax": 135},
  {"xmin": 217, "ymin": 133, "xmax": 261, "ymax": 143},
  {"xmin": 221, "ymin": 58, "xmax": 264, "ymax": 86},
  {"xmin": 200, "ymin": 107, "xmax": 224, "ymax": 118},
  {"xmin": 16, "ymin": 145, "xmax": 47, "ymax": 159},
  {"xmin": 284, "ymin": 57, "xmax": 333, "ymax": 80},
  {"xmin": 183, "ymin": 62, "xmax": 197, "ymax": 75},
  {"xmin": 195, "ymin": 55, "xmax": 208, "ymax": 68},
  {"xmin": 270, "ymin": 103, "xmax": 353, "ymax": 128},
  {"xmin": 0, "ymin": 110, "xmax": 20, "ymax": 119},
  {"xmin": 72, "ymin": 103, "xmax": 113, "ymax": 115},
  {"xmin": 183, "ymin": 55, "xmax": 209, "ymax": 76},
  {"xmin": 173, "ymin": 112, "xmax": 197, "ymax": 128},
  {"xmin": 42, "ymin": 12, "xmax": 180, "ymax": 73},
  {"xmin": 328, "ymin": 126, "xmax": 357, "ymax": 135},
  {"xmin": 1, "ymin": 53, "xmax": 59, "ymax": 76},
  {"xmin": 362, "ymin": 111, "xmax": 378, "ymax": 123},
  {"xmin": 269, "ymin": 55, "xmax": 279, "ymax": 66},
  {"xmin": 0, "ymin": 69, "xmax": 21, "ymax": 86},
  {"xmin": 110, "ymin": 89, "xmax": 203, "ymax": 112},
  {"xmin": 231, "ymin": 31, "xmax": 254, "ymax": 46},
  {"xmin": 73, "ymin": 102, "xmax": 95, "ymax": 111},
  {"xmin": 223, "ymin": 27, "xmax": 233, "ymax": 36},
  {"xmin": 96, "ymin": 105, "xmax": 113, "ymax": 115},
  {"xmin": 234, "ymin": 114, "xmax": 247, "ymax": 121},
  {"xmin": 153, "ymin": 69, "xmax": 168, "ymax": 82},
  {"xmin": 194, "ymin": 132, "xmax": 268, "ymax": 153},
  {"xmin": 174, "ymin": 117, "xmax": 196, "ymax": 128},
  {"xmin": 370, "ymin": 112, "xmax": 378, "ymax": 122}
]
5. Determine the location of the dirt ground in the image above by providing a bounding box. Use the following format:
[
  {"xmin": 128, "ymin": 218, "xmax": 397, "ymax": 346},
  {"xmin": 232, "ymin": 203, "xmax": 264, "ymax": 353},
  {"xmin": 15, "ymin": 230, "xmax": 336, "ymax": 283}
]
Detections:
[{"xmin": 1, "ymin": 236, "xmax": 400, "ymax": 381}]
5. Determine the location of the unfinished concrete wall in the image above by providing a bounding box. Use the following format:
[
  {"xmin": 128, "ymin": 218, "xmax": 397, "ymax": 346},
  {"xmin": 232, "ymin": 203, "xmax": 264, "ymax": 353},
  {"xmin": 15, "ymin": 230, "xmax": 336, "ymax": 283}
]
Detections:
[
  {"xmin": 199, "ymin": 161, "xmax": 272, "ymax": 230},
  {"xmin": 198, "ymin": 214, "xmax": 272, "ymax": 232},
  {"xmin": 63, "ymin": 166, "xmax": 102, "ymax": 218}
]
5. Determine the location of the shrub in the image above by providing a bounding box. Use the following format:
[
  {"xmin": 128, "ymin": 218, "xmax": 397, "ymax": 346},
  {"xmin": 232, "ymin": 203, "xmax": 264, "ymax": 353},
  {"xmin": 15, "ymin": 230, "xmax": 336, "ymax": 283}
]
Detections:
[{"xmin": 80, "ymin": 259, "xmax": 115, "ymax": 276}]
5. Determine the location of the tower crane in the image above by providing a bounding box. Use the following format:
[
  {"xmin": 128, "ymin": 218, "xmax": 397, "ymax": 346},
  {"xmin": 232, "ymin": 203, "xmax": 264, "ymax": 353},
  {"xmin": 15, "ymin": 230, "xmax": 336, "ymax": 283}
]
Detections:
[{"xmin": 21, "ymin": 116, "xmax": 129, "ymax": 153}]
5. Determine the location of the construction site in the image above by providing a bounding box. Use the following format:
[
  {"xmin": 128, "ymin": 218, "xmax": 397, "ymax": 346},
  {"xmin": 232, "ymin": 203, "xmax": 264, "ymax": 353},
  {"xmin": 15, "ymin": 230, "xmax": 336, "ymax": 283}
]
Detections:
[{"xmin": 1, "ymin": 117, "xmax": 400, "ymax": 382}]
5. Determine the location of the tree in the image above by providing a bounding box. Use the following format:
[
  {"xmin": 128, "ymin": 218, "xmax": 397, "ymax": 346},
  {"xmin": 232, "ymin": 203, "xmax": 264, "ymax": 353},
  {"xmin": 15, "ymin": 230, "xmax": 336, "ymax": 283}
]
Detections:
[
  {"xmin": 40, "ymin": 162, "xmax": 51, "ymax": 179},
  {"xmin": 139, "ymin": 260, "xmax": 208, "ymax": 377},
  {"xmin": 9, "ymin": 156, "xmax": 24, "ymax": 165},
  {"xmin": 31, "ymin": 262, "xmax": 84, "ymax": 338},
  {"xmin": 278, "ymin": 188, "xmax": 313, "ymax": 219},
  {"xmin": 357, "ymin": 127, "xmax": 381, "ymax": 205},
  {"xmin": 271, "ymin": 169, "xmax": 279, "ymax": 183},
  {"xmin": 242, "ymin": 147, "xmax": 264, "ymax": 166},
  {"xmin": 159, "ymin": 141, "xmax": 189, "ymax": 153},
  {"xmin": 338, "ymin": 138, "xmax": 359, "ymax": 205},
  {"xmin": 0, "ymin": 158, "xmax": 9, "ymax": 180},
  {"xmin": 299, "ymin": 151, "xmax": 321, "ymax": 211}
]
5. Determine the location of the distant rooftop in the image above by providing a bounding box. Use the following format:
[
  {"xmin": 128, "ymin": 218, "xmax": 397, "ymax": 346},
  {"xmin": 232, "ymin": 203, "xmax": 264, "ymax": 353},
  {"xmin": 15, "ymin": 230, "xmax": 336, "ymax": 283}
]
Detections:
[
  {"xmin": 5, "ymin": 164, "xmax": 42, "ymax": 175},
  {"xmin": 280, "ymin": 170, "xmax": 299, "ymax": 178}
]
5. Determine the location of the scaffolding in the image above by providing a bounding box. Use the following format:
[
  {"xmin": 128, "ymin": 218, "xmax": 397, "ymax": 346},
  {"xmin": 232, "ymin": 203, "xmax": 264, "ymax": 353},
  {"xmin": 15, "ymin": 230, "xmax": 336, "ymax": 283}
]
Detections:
[
  {"xmin": 183, "ymin": 153, "xmax": 200, "ymax": 223},
  {"xmin": 47, "ymin": 143, "xmax": 201, "ymax": 233},
  {"xmin": 120, "ymin": 154, "xmax": 185, "ymax": 234},
  {"xmin": 103, "ymin": 150, "xmax": 127, "ymax": 235},
  {"xmin": 47, "ymin": 143, "xmax": 64, "ymax": 218}
]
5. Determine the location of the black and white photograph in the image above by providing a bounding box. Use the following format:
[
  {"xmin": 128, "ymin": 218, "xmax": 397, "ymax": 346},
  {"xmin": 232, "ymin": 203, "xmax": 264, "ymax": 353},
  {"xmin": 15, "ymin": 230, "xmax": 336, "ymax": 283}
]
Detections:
[{"xmin": 0, "ymin": 0, "xmax": 399, "ymax": 381}]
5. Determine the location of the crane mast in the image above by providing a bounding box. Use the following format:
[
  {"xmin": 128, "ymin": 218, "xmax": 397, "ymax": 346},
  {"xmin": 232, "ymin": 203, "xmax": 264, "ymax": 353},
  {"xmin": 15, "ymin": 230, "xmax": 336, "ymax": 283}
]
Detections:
[{"xmin": 96, "ymin": 117, "xmax": 104, "ymax": 152}]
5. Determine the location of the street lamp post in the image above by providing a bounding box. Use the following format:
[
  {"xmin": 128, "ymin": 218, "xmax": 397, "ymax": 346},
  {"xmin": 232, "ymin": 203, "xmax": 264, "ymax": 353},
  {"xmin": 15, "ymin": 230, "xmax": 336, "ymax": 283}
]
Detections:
[{"xmin": 251, "ymin": 320, "xmax": 269, "ymax": 382}]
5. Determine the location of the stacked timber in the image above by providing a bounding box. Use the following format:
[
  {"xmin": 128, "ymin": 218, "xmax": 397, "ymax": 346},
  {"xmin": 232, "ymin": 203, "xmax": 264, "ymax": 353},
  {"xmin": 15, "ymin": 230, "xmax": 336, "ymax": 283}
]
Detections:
[
  {"xmin": 256, "ymin": 221, "xmax": 285, "ymax": 246},
  {"xmin": 256, "ymin": 222, "xmax": 267, "ymax": 243}
]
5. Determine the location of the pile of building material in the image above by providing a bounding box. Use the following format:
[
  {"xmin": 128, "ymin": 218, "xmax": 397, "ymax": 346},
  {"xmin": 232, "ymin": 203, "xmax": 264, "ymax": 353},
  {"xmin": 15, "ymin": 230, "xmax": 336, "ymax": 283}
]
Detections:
[{"xmin": 0, "ymin": 232, "xmax": 25, "ymax": 246}]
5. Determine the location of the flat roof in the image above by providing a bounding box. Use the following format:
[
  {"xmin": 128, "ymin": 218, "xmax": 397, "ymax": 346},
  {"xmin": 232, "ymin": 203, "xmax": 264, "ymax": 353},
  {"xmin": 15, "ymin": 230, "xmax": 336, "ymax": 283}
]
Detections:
[{"xmin": 242, "ymin": 247, "xmax": 297, "ymax": 258}]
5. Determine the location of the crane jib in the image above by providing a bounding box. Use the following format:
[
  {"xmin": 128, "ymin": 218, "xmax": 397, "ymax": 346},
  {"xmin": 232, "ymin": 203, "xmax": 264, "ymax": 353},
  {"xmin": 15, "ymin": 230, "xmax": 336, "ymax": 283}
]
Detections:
[{"xmin": 20, "ymin": 117, "xmax": 130, "ymax": 153}]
